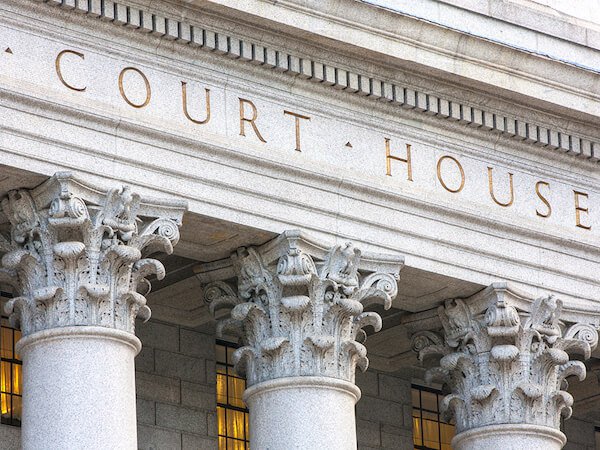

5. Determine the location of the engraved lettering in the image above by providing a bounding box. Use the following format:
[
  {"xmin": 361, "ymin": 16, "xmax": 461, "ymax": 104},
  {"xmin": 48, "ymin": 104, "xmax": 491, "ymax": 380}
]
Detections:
[
  {"xmin": 574, "ymin": 190, "xmax": 591, "ymax": 230},
  {"xmin": 181, "ymin": 81, "xmax": 211, "ymax": 124},
  {"xmin": 239, "ymin": 98, "xmax": 267, "ymax": 143},
  {"xmin": 55, "ymin": 50, "xmax": 86, "ymax": 92},
  {"xmin": 535, "ymin": 181, "xmax": 552, "ymax": 218},
  {"xmin": 284, "ymin": 110, "xmax": 311, "ymax": 152},
  {"xmin": 385, "ymin": 138, "xmax": 412, "ymax": 181},
  {"xmin": 488, "ymin": 167, "xmax": 514, "ymax": 207},
  {"xmin": 436, "ymin": 155, "xmax": 465, "ymax": 193},
  {"xmin": 118, "ymin": 67, "xmax": 151, "ymax": 108}
]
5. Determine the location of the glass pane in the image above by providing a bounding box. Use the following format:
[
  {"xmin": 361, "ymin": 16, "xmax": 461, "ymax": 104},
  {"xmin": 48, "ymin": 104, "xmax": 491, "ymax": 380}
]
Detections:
[
  {"xmin": 216, "ymin": 345, "xmax": 227, "ymax": 364},
  {"xmin": 217, "ymin": 364, "xmax": 227, "ymax": 375},
  {"xmin": 217, "ymin": 406, "xmax": 226, "ymax": 436},
  {"xmin": 440, "ymin": 423, "xmax": 455, "ymax": 444},
  {"xmin": 423, "ymin": 418, "xmax": 441, "ymax": 449},
  {"xmin": 1, "ymin": 327, "xmax": 12, "ymax": 359},
  {"xmin": 421, "ymin": 391, "xmax": 438, "ymax": 412},
  {"xmin": 411, "ymin": 388, "xmax": 420, "ymax": 408},
  {"xmin": 217, "ymin": 374, "xmax": 228, "ymax": 404},
  {"xmin": 12, "ymin": 395, "xmax": 21, "ymax": 422},
  {"xmin": 1, "ymin": 362, "xmax": 11, "ymax": 393},
  {"xmin": 218, "ymin": 436, "xmax": 226, "ymax": 450},
  {"xmin": 412, "ymin": 416, "xmax": 422, "ymax": 445},
  {"xmin": 228, "ymin": 377, "xmax": 246, "ymax": 408},
  {"xmin": 226, "ymin": 346, "xmax": 236, "ymax": 364},
  {"xmin": 0, "ymin": 393, "xmax": 8, "ymax": 416},
  {"xmin": 229, "ymin": 438, "xmax": 246, "ymax": 450},
  {"xmin": 423, "ymin": 410, "xmax": 438, "ymax": 421},
  {"xmin": 227, "ymin": 409, "xmax": 246, "ymax": 440},
  {"xmin": 12, "ymin": 364, "xmax": 21, "ymax": 395}
]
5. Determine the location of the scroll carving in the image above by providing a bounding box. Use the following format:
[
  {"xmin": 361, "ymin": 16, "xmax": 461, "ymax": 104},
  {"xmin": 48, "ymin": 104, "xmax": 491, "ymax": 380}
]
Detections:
[
  {"xmin": 206, "ymin": 233, "xmax": 402, "ymax": 386},
  {"xmin": 0, "ymin": 173, "xmax": 185, "ymax": 336},
  {"xmin": 418, "ymin": 293, "xmax": 598, "ymax": 434}
]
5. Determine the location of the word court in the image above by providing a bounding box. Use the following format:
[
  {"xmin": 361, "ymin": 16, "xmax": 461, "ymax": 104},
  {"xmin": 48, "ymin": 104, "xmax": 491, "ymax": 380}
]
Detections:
[{"xmin": 33, "ymin": 45, "xmax": 599, "ymax": 232}]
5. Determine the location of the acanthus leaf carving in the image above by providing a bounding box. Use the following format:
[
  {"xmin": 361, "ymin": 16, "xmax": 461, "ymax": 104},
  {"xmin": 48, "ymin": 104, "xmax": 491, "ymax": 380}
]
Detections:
[
  {"xmin": 206, "ymin": 233, "xmax": 402, "ymax": 386},
  {"xmin": 416, "ymin": 289, "xmax": 599, "ymax": 435},
  {"xmin": 0, "ymin": 173, "xmax": 184, "ymax": 336}
]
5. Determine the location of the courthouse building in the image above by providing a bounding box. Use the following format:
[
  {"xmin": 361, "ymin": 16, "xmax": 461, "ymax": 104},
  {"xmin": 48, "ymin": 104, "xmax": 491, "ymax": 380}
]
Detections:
[{"xmin": 1, "ymin": 0, "xmax": 600, "ymax": 448}]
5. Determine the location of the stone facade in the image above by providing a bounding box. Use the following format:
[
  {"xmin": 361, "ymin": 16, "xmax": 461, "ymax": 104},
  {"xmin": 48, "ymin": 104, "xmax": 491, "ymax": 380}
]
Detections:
[
  {"xmin": 1, "ymin": 0, "xmax": 600, "ymax": 448},
  {"xmin": 135, "ymin": 320, "xmax": 217, "ymax": 450}
]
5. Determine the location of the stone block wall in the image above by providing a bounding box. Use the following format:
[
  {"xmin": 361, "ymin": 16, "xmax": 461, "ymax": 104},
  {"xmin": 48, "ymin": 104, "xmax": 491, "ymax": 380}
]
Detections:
[
  {"xmin": 355, "ymin": 370, "xmax": 414, "ymax": 450},
  {"xmin": 135, "ymin": 320, "xmax": 218, "ymax": 450},
  {"xmin": 563, "ymin": 417, "xmax": 597, "ymax": 450}
]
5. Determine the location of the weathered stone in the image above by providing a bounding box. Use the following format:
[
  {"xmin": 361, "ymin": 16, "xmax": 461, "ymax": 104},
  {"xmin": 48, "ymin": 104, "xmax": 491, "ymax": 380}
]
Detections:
[
  {"xmin": 207, "ymin": 230, "xmax": 402, "ymax": 385},
  {"xmin": 356, "ymin": 419, "xmax": 381, "ymax": 447},
  {"xmin": 155, "ymin": 349, "xmax": 206, "ymax": 384},
  {"xmin": 355, "ymin": 370, "xmax": 379, "ymax": 397},
  {"xmin": 1, "ymin": 172, "xmax": 185, "ymax": 336},
  {"xmin": 418, "ymin": 284, "xmax": 598, "ymax": 449},
  {"xmin": 136, "ymin": 398, "xmax": 156, "ymax": 426},
  {"xmin": 156, "ymin": 403, "xmax": 207, "ymax": 435},
  {"xmin": 179, "ymin": 328, "xmax": 215, "ymax": 359},
  {"xmin": 138, "ymin": 425, "xmax": 181, "ymax": 450},
  {"xmin": 137, "ymin": 321, "xmax": 180, "ymax": 353},
  {"xmin": 181, "ymin": 381, "xmax": 216, "ymax": 410},
  {"xmin": 136, "ymin": 372, "xmax": 181, "ymax": 404},
  {"xmin": 181, "ymin": 434, "xmax": 217, "ymax": 450}
]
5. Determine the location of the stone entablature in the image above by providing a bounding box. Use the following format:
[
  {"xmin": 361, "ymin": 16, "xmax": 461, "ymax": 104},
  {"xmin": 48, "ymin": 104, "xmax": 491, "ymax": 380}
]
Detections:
[
  {"xmin": 0, "ymin": 172, "xmax": 186, "ymax": 336},
  {"xmin": 28, "ymin": 0, "xmax": 600, "ymax": 162},
  {"xmin": 415, "ymin": 283, "xmax": 598, "ymax": 434},
  {"xmin": 205, "ymin": 230, "xmax": 403, "ymax": 386}
]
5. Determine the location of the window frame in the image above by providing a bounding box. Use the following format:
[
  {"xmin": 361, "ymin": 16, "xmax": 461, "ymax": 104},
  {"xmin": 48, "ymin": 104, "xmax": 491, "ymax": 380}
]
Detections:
[
  {"xmin": 1, "ymin": 314, "xmax": 22, "ymax": 427},
  {"xmin": 216, "ymin": 339, "xmax": 249, "ymax": 450},
  {"xmin": 411, "ymin": 384, "xmax": 454, "ymax": 450}
]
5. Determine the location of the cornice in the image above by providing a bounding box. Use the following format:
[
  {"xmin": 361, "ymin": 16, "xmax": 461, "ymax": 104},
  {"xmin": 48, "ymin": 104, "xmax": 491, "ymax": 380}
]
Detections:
[{"xmin": 29, "ymin": 0, "xmax": 600, "ymax": 165}]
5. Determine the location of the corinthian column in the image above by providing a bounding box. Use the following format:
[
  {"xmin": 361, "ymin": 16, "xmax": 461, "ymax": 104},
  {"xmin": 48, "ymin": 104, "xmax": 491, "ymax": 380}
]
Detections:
[
  {"xmin": 416, "ymin": 283, "xmax": 598, "ymax": 450},
  {"xmin": 205, "ymin": 231, "xmax": 402, "ymax": 450},
  {"xmin": 0, "ymin": 172, "xmax": 185, "ymax": 450}
]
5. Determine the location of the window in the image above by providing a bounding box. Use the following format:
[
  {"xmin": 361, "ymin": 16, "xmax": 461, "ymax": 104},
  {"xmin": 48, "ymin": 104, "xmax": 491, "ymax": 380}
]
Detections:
[
  {"xmin": 1, "ymin": 316, "xmax": 22, "ymax": 427},
  {"xmin": 412, "ymin": 385, "xmax": 454, "ymax": 450},
  {"xmin": 216, "ymin": 341, "xmax": 249, "ymax": 449}
]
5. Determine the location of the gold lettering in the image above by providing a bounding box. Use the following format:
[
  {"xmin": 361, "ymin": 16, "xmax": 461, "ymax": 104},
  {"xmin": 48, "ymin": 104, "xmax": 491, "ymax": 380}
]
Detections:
[
  {"xmin": 118, "ymin": 67, "xmax": 151, "ymax": 108},
  {"xmin": 284, "ymin": 110, "xmax": 310, "ymax": 152},
  {"xmin": 239, "ymin": 98, "xmax": 267, "ymax": 143},
  {"xmin": 487, "ymin": 167, "xmax": 514, "ymax": 207},
  {"xmin": 55, "ymin": 49, "xmax": 86, "ymax": 92},
  {"xmin": 574, "ymin": 190, "xmax": 591, "ymax": 230},
  {"xmin": 436, "ymin": 155, "xmax": 465, "ymax": 193},
  {"xmin": 535, "ymin": 181, "xmax": 552, "ymax": 218},
  {"xmin": 181, "ymin": 82, "xmax": 211, "ymax": 124},
  {"xmin": 385, "ymin": 138, "xmax": 412, "ymax": 181}
]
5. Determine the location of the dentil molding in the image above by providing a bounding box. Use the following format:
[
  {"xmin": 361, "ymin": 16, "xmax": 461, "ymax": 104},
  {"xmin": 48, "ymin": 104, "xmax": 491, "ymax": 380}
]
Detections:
[{"xmin": 29, "ymin": 0, "xmax": 600, "ymax": 164}]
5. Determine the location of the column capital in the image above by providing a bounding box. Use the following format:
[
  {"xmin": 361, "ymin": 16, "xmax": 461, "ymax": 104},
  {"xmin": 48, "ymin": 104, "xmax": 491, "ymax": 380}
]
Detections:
[
  {"xmin": 0, "ymin": 172, "xmax": 186, "ymax": 336},
  {"xmin": 206, "ymin": 230, "xmax": 403, "ymax": 386},
  {"xmin": 416, "ymin": 283, "xmax": 598, "ymax": 434}
]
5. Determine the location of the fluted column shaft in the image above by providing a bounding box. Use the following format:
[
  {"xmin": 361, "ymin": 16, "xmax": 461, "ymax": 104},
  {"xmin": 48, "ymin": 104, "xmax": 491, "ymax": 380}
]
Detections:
[
  {"xmin": 0, "ymin": 173, "xmax": 185, "ymax": 450},
  {"xmin": 207, "ymin": 231, "xmax": 403, "ymax": 450},
  {"xmin": 416, "ymin": 284, "xmax": 598, "ymax": 450}
]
